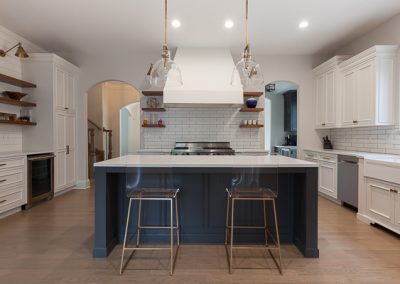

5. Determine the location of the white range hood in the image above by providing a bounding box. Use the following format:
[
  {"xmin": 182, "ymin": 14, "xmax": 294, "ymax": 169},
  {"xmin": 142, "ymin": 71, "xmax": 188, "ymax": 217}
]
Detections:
[{"xmin": 163, "ymin": 48, "xmax": 243, "ymax": 106}]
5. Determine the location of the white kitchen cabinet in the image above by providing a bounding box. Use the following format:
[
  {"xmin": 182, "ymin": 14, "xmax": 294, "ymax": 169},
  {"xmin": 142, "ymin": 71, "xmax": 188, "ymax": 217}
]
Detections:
[
  {"xmin": 319, "ymin": 160, "xmax": 337, "ymax": 199},
  {"xmin": 22, "ymin": 54, "xmax": 79, "ymax": 194},
  {"xmin": 304, "ymin": 150, "xmax": 338, "ymax": 200},
  {"xmin": 313, "ymin": 56, "xmax": 349, "ymax": 129},
  {"xmin": 0, "ymin": 156, "xmax": 26, "ymax": 215},
  {"xmin": 339, "ymin": 45, "xmax": 397, "ymax": 127},
  {"xmin": 396, "ymin": 189, "xmax": 400, "ymax": 229},
  {"xmin": 366, "ymin": 178, "xmax": 395, "ymax": 225}
]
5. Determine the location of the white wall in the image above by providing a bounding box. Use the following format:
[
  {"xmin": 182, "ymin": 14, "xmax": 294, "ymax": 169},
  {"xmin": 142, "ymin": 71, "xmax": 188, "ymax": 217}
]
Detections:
[{"xmin": 0, "ymin": 25, "xmax": 44, "ymax": 153}]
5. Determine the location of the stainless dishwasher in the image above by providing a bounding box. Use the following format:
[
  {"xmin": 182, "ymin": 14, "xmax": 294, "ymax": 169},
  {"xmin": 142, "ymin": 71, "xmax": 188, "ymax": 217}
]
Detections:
[{"xmin": 337, "ymin": 155, "xmax": 359, "ymax": 209}]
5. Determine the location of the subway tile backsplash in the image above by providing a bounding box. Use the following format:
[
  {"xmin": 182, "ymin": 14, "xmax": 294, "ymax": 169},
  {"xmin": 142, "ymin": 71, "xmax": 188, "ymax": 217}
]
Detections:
[
  {"xmin": 142, "ymin": 107, "xmax": 264, "ymax": 150},
  {"xmin": 330, "ymin": 125, "xmax": 400, "ymax": 155}
]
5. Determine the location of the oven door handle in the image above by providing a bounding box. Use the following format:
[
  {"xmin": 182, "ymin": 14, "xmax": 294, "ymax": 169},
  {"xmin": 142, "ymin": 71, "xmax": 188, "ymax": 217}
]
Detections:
[{"xmin": 27, "ymin": 154, "xmax": 55, "ymax": 161}]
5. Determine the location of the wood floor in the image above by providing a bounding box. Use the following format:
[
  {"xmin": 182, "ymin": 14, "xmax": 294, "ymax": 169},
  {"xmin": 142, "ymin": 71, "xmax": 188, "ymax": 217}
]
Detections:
[{"xmin": 0, "ymin": 187, "xmax": 399, "ymax": 284}]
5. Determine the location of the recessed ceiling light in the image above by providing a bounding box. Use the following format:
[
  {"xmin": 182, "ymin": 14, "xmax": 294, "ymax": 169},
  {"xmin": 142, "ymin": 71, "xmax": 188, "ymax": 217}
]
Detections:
[
  {"xmin": 224, "ymin": 19, "xmax": 234, "ymax": 29},
  {"xmin": 299, "ymin": 20, "xmax": 309, "ymax": 29},
  {"xmin": 171, "ymin": 19, "xmax": 181, "ymax": 28}
]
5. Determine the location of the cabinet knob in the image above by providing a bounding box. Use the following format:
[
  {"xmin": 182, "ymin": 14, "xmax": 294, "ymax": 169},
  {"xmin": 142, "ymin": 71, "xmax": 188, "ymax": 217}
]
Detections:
[
  {"xmin": 321, "ymin": 123, "xmax": 326, "ymax": 126},
  {"xmin": 0, "ymin": 179, "xmax": 6, "ymax": 183},
  {"xmin": 352, "ymin": 120, "xmax": 358, "ymax": 123},
  {"xmin": 0, "ymin": 163, "xmax": 6, "ymax": 167},
  {"xmin": 0, "ymin": 199, "xmax": 6, "ymax": 204},
  {"xmin": 64, "ymin": 107, "xmax": 69, "ymax": 110}
]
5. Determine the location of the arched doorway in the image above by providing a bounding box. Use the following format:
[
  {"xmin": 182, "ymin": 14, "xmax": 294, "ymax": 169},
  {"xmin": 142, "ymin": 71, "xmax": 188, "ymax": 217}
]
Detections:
[
  {"xmin": 86, "ymin": 81, "xmax": 140, "ymax": 179},
  {"xmin": 265, "ymin": 81, "xmax": 298, "ymax": 157}
]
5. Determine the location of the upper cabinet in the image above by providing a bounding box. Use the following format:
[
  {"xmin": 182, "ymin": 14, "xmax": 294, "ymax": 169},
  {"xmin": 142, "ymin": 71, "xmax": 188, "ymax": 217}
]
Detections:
[
  {"xmin": 314, "ymin": 46, "xmax": 398, "ymax": 129},
  {"xmin": 55, "ymin": 64, "xmax": 77, "ymax": 113},
  {"xmin": 313, "ymin": 56, "xmax": 350, "ymax": 129},
  {"xmin": 339, "ymin": 46, "xmax": 397, "ymax": 127}
]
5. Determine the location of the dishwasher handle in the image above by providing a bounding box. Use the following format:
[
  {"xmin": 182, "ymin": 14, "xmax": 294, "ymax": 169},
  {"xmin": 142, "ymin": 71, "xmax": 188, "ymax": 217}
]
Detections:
[{"xmin": 339, "ymin": 160, "xmax": 358, "ymax": 165}]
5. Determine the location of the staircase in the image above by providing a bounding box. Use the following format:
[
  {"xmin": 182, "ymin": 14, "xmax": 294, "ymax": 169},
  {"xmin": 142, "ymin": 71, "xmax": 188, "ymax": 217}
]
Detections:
[{"xmin": 88, "ymin": 119, "xmax": 112, "ymax": 179}]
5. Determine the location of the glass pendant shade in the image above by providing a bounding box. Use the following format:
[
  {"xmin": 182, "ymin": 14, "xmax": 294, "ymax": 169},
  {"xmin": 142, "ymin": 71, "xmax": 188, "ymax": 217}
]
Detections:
[
  {"xmin": 150, "ymin": 54, "xmax": 183, "ymax": 88},
  {"xmin": 231, "ymin": 56, "xmax": 264, "ymax": 89}
]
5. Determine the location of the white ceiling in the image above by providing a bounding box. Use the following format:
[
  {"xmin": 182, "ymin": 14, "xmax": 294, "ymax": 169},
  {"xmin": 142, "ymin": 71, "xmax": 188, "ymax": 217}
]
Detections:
[{"xmin": 0, "ymin": 0, "xmax": 399, "ymax": 63}]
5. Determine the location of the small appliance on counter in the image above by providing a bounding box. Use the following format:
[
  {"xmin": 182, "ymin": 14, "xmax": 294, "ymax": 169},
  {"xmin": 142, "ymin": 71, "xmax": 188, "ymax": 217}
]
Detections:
[{"xmin": 323, "ymin": 136, "xmax": 333, "ymax": 149}]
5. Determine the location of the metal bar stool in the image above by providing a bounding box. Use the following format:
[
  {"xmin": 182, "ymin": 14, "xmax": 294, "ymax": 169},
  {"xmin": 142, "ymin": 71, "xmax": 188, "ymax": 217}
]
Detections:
[
  {"xmin": 120, "ymin": 188, "xmax": 180, "ymax": 275},
  {"xmin": 225, "ymin": 187, "xmax": 283, "ymax": 274}
]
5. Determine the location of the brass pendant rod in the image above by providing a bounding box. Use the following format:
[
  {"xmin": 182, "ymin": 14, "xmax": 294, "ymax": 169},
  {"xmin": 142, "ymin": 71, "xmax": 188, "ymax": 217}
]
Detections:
[
  {"xmin": 245, "ymin": 0, "xmax": 249, "ymax": 47},
  {"xmin": 164, "ymin": 0, "xmax": 168, "ymax": 46}
]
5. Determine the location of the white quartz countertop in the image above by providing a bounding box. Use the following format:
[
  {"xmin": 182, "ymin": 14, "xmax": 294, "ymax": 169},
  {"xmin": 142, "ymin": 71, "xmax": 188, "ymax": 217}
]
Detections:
[
  {"xmin": 0, "ymin": 150, "xmax": 54, "ymax": 158},
  {"xmin": 94, "ymin": 154, "xmax": 318, "ymax": 168}
]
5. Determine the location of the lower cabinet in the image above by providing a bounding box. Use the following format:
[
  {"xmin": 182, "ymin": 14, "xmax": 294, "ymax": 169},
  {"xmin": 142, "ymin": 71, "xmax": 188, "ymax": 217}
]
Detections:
[
  {"xmin": 0, "ymin": 156, "xmax": 26, "ymax": 215},
  {"xmin": 319, "ymin": 161, "xmax": 337, "ymax": 199},
  {"xmin": 366, "ymin": 177, "xmax": 400, "ymax": 232}
]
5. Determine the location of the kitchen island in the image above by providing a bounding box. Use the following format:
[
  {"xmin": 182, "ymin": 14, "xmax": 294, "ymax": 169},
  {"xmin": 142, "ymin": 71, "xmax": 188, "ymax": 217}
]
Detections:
[{"xmin": 93, "ymin": 155, "xmax": 319, "ymax": 258}]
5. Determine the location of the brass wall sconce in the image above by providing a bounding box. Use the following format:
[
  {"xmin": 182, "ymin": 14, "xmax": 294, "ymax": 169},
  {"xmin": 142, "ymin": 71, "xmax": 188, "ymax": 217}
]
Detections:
[{"xmin": 0, "ymin": 42, "xmax": 29, "ymax": 58}]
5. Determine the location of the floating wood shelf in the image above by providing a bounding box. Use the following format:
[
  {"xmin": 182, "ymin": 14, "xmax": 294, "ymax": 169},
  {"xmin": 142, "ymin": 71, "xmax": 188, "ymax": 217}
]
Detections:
[
  {"xmin": 240, "ymin": 124, "xmax": 264, "ymax": 128},
  {"xmin": 141, "ymin": 108, "xmax": 166, "ymax": 112},
  {"xmin": 240, "ymin": 108, "xmax": 264, "ymax": 112},
  {"xmin": 0, "ymin": 97, "xmax": 36, "ymax": 107},
  {"xmin": 142, "ymin": 124, "xmax": 166, "ymax": 128},
  {"xmin": 243, "ymin": 91, "xmax": 263, "ymax": 97},
  {"xmin": 142, "ymin": 90, "xmax": 164, "ymax": 96},
  {"xmin": 0, "ymin": 120, "xmax": 37, "ymax": 126},
  {"xmin": 0, "ymin": 73, "xmax": 36, "ymax": 88}
]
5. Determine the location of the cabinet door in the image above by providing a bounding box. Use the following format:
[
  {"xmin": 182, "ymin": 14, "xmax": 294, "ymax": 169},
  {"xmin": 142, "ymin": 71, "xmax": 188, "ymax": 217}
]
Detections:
[
  {"xmin": 55, "ymin": 66, "xmax": 65, "ymax": 110},
  {"xmin": 366, "ymin": 179, "xmax": 395, "ymax": 225},
  {"xmin": 65, "ymin": 72, "xmax": 76, "ymax": 112},
  {"xmin": 66, "ymin": 114, "xmax": 76, "ymax": 186},
  {"xmin": 395, "ymin": 187, "xmax": 400, "ymax": 229},
  {"xmin": 342, "ymin": 70, "xmax": 356, "ymax": 127},
  {"xmin": 356, "ymin": 61, "xmax": 375, "ymax": 126},
  {"xmin": 319, "ymin": 161, "xmax": 337, "ymax": 199},
  {"xmin": 315, "ymin": 74, "xmax": 326, "ymax": 127},
  {"xmin": 325, "ymin": 70, "xmax": 336, "ymax": 127},
  {"xmin": 55, "ymin": 112, "xmax": 67, "ymax": 191}
]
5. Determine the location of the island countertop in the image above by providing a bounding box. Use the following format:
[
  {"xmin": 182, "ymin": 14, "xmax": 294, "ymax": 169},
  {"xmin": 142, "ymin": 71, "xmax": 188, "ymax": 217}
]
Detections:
[{"xmin": 94, "ymin": 154, "xmax": 318, "ymax": 168}]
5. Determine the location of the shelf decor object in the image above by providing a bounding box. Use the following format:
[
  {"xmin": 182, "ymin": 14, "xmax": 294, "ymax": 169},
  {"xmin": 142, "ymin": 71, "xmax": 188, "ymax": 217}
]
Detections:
[
  {"xmin": 0, "ymin": 42, "xmax": 29, "ymax": 58},
  {"xmin": 231, "ymin": 0, "xmax": 264, "ymax": 88},
  {"xmin": 149, "ymin": 0, "xmax": 183, "ymax": 87},
  {"xmin": 2, "ymin": 91, "xmax": 28, "ymax": 100},
  {"xmin": 245, "ymin": 97, "xmax": 258, "ymax": 108}
]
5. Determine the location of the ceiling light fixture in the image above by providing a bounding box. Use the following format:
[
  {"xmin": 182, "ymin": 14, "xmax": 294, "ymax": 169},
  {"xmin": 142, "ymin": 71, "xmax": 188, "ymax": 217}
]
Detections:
[
  {"xmin": 0, "ymin": 42, "xmax": 29, "ymax": 58},
  {"xmin": 171, "ymin": 19, "xmax": 181, "ymax": 28},
  {"xmin": 231, "ymin": 0, "xmax": 264, "ymax": 89},
  {"xmin": 150, "ymin": 0, "xmax": 183, "ymax": 87},
  {"xmin": 299, "ymin": 20, "xmax": 309, "ymax": 29},
  {"xmin": 224, "ymin": 20, "xmax": 234, "ymax": 29}
]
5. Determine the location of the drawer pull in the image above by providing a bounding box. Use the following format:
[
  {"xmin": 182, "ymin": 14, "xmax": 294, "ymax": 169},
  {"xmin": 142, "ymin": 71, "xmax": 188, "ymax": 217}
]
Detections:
[
  {"xmin": 0, "ymin": 199, "xmax": 6, "ymax": 204},
  {"xmin": 391, "ymin": 189, "xmax": 398, "ymax": 193},
  {"xmin": 0, "ymin": 179, "xmax": 6, "ymax": 183},
  {"xmin": 0, "ymin": 163, "xmax": 6, "ymax": 166},
  {"xmin": 322, "ymin": 157, "xmax": 331, "ymax": 160}
]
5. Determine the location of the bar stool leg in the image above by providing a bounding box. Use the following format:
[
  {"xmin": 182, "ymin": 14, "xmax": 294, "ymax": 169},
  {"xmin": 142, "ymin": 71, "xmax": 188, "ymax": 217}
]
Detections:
[
  {"xmin": 136, "ymin": 199, "xmax": 142, "ymax": 247},
  {"xmin": 272, "ymin": 199, "xmax": 283, "ymax": 275},
  {"xmin": 175, "ymin": 196, "xmax": 180, "ymax": 246},
  {"xmin": 120, "ymin": 198, "xmax": 133, "ymax": 275},
  {"xmin": 229, "ymin": 198, "xmax": 235, "ymax": 274},
  {"xmin": 170, "ymin": 198, "xmax": 174, "ymax": 276},
  {"xmin": 225, "ymin": 194, "xmax": 230, "ymax": 245},
  {"xmin": 263, "ymin": 200, "xmax": 268, "ymax": 245}
]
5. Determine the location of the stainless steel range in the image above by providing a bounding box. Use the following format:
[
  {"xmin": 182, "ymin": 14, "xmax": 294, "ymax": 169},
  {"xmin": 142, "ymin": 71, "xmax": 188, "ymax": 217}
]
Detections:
[{"xmin": 171, "ymin": 142, "xmax": 235, "ymax": 155}]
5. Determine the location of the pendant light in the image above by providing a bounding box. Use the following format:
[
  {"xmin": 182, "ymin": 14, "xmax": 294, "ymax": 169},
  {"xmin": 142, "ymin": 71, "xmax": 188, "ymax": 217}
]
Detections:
[
  {"xmin": 150, "ymin": 0, "xmax": 183, "ymax": 88},
  {"xmin": 231, "ymin": 0, "xmax": 264, "ymax": 89}
]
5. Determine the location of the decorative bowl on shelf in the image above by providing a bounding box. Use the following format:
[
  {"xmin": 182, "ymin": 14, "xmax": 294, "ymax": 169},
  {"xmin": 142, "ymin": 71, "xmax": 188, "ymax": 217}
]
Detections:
[
  {"xmin": 2, "ymin": 91, "xmax": 28, "ymax": 101},
  {"xmin": 245, "ymin": 98, "xmax": 257, "ymax": 108}
]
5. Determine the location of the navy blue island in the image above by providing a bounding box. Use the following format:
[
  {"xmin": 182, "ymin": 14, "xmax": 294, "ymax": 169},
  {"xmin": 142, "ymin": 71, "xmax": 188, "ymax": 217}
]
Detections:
[{"xmin": 93, "ymin": 155, "xmax": 319, "ymax": 258}]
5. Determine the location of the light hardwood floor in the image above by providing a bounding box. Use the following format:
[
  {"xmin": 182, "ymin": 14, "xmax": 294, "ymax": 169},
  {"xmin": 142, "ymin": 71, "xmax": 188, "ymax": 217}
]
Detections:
[{"xmin": 0, "ymin": 187, "xmax": 399, "ymax": 283}]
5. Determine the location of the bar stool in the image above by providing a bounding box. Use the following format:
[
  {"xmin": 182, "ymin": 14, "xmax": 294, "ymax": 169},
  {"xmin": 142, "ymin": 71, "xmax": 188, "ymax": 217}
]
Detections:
[
  {"xmin": 120, "ymin": 188, "xmax": 180, "ymax": 275},
  {"xmin": 225, "ymin": 186, "xmax": 283, "ymax": 274}
]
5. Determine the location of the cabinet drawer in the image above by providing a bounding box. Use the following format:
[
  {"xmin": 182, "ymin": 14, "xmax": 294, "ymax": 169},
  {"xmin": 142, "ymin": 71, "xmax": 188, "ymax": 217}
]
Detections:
[
  {"xmin": 0, "ymin": 189, "xmax": 23, "ymax": 213},
  {"xmin": 304, "ymin": 151, "xmax": 318, "ymax": 160},
  {"xmin": 319, "ymin": 154, "xmax": 337, "ymax": 163},
  {"xmin": 0, "ymin": 168, "xmax": 24, "ymax": 190},
  {"xmin": 0, "ymin": 157, "xmax": 24, "ymax": 170}
]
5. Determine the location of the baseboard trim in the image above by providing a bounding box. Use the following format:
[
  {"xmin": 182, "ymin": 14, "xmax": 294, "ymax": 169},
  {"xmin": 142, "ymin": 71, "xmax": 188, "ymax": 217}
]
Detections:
[
  {"xmin": 0, "ymin": 207, "xmax": 21, "ymax": 220},
  {"xmin": 357, "ymin": 213, "xmax": 372, "ymax": 225},
  {"xmin": 75, "ymin": 179, "xmax": 90, "ymax": 189}
]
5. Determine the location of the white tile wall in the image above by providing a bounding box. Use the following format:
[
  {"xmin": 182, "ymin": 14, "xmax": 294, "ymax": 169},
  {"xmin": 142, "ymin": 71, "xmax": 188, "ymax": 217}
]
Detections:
[
  {"xmin": 142, "ymin": 107, "xmax": 265, "ymax": 150},
  {"xmin": 330, "ymin": 126, "xmax": 400, "ymax": 155}
]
